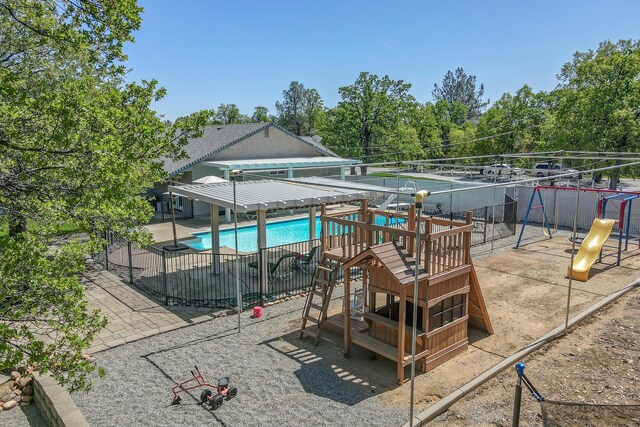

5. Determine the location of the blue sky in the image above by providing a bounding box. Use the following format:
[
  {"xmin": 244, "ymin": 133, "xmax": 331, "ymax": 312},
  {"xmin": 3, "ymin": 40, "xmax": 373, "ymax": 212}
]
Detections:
[{"xmin": 125, "ymin": 0, "xmax": 640, "ymax": 121}]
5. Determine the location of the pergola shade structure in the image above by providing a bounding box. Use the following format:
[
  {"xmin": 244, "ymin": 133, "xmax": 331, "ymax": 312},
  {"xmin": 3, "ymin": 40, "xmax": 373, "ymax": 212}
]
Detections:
[
  {"xmin": 167, "ymin": 179, "xmax": 391, "ymax": 213},
  {"xmin": 202, "ymin": 156, "xmax": 358, "ymax": 173},
  {"xmin": 167, "ymin": 179, "xmax": 397, "ymax": 293}
]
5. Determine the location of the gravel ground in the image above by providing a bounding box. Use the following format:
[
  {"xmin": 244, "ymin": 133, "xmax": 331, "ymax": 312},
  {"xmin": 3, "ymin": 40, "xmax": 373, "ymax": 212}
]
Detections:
[
  {"xmin": 71, "ymin": 224, "xmax": 602, "ymax": 427},
  {"xmin": 0, "ymin": 403, "xmax": 47, "ymax": 427},
  {"xmin": 72, "ymin": 295, "xmax": 407, "ymax": 427}
]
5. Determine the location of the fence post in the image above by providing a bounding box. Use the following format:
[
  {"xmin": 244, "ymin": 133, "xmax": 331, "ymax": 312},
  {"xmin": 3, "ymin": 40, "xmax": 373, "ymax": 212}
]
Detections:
[
  {"xmin": 104, "ymin": 230, "xmax": 109, "ymax": 271},
  {"xmin": 259, "ymin": 247, "xmax": 267, "ymax": 306},
  {"xmin": 127, "ymin": 241, "xmax": 134, "ymax": 284},
  {"xmin": 161, "ymin": 250, "xmax": 168, "ymax": 306},
  {"xmin": 483, "ymin": 206, "xmax": 488, "ymax": 244}
]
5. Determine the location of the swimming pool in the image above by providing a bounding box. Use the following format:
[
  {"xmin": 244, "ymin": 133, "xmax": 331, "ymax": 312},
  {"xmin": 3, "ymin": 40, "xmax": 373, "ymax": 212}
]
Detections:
[{"xmin": 183, "ymin": 215, "xmax": 404, "ymax": 252}]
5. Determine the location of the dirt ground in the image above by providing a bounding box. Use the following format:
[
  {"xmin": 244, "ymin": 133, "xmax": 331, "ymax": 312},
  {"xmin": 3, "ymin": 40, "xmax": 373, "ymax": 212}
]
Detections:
[
  {"xmin": 370, "ymin": 230, "xmax": 640, "ymax": 417},
  {"xmin": 432, "ymin": 287, "xmax": 640, "ymax": 426}
]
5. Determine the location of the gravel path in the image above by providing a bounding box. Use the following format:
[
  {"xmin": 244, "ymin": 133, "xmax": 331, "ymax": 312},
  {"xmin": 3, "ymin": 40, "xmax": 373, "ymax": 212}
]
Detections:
[
  {"xmin": 0, "ymin": 403, "xmax": 47, "ymax": 427},
  {"xmin": 72, "ymin": 295, "xmax": 407, "ymax": 427}
]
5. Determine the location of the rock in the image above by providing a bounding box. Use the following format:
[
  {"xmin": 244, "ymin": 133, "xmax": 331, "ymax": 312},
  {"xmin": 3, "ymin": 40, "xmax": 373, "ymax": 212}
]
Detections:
[
  {"xmin": 17, "ymin": 376, "xmax": 32, "ymax": 388},
  {"xmin": 2, "ymin": 400, "xmax": 17, "ymax": 410},
  {"xmin": 20, "ymin": 401, "xmax": 31, "ymax": 406},
  {"xmin": 21, "ymin": 395, "xmax": 33, "ymax": 403},
  {"xmin": 22, "ymin": 385, "xmax": 33, "ymax": 396},
  {"xmin": 0, "ymin": 390, "xmax": 16, "ymax": 403},
  {"xmin": 14, "ymin": 389, "xmax": 21, "ymax": 396},
  {"xmin": 436, "ymin": 411, "xmax": 451, "ymax": 421},
  {"xmin": 10, "ymin": 371, "xmax": 20, "ymax": 381}
]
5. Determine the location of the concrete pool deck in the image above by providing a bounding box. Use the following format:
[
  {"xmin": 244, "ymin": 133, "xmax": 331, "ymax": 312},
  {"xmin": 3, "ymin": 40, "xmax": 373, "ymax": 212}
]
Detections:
[{"xmin": 76, "ymin": 225, "xmax": 640, "ymax": 426}]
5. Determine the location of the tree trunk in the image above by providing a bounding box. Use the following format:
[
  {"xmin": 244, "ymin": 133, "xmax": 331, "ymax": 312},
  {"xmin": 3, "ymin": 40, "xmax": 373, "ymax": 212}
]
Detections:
[
  {"xmin": 8, "ymin": 214, "xmax": 27, "ymax": 237},
  {"xmin": 609, "ymin": 159, "xmax": 622, "ymax": 190}
]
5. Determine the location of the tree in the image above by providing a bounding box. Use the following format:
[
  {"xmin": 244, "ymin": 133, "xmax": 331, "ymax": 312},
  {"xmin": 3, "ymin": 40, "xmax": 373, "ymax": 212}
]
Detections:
[
  {"xmin": 326, "ymin": 72, "xmax": 414, "ymax": 173},
  {"xmin": 405, "ymin": 102, "xmax": 443, "ymax": 158},
  {"xmin": 0, "ymin": 0, "xmax": 212, "ymax": 391},
  {"xmin": 275, "ymin": 81, "xmax": 324, "ymax": 135},
  {"xmin": 432, "ymin": 67, "xmax": 489, "ymax": 121},
  {"xmin": 213, "ymin": 103, "xmax": 249, "ymax": 124},
  {"xmin": 551, "ymin": 39, "xmax": 640, "ymax": 189},
  {"xmin": 474, "ymin": 85, "xmax": 551, "ymax": 155},
  {"xmin": 251, "ymin": 106, "xmax": 270, "ymax": 123}
]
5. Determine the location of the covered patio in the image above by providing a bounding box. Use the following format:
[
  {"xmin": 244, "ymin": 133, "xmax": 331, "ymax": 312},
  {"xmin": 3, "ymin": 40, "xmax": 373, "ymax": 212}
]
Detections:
[
  {"xmin": 200, "ymin": 157, "xmax": 360, "ymax": 221},
  {"xmin": 167, "ymin": 178, "xmax": 396, "ymax": 294}
]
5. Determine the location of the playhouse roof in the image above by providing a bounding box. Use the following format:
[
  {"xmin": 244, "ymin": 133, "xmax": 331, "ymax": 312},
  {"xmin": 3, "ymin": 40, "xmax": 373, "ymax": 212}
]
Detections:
[{"xmin": 343, "ymin": 241, "xmax": 429, "ymax": 286}]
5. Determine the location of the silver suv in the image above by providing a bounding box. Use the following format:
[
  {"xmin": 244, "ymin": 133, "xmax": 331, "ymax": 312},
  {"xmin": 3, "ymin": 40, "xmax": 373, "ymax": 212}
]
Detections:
[{"xmin": 533, "ymin": 163, "xmax": 579, "ymax": 178}]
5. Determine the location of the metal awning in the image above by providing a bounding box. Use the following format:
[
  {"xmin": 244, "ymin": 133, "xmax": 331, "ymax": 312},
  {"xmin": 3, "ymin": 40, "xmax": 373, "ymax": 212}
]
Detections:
[
  {"xmin": 201, "ymin": 156, "xmax": 360, "ymax": 171},
  {"xmin": 168, "ymin": 179, "xmax": 386, "ymax": 212},
  {"xmin": 292, "ymin": 177, "xmax": 414, "ymax": 194}
]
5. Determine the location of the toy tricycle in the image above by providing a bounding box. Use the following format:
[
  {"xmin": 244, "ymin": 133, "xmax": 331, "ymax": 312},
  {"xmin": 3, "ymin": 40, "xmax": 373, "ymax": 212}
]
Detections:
[{"xmin": 171, "ymin": 366, "xmax": 238, "ymax": 410}]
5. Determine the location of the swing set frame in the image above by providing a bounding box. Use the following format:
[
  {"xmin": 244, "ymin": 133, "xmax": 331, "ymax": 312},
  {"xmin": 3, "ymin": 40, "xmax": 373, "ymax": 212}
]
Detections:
[{"xmin": 516, "ymin": 186, "xmax": 640, "ymax": 264}]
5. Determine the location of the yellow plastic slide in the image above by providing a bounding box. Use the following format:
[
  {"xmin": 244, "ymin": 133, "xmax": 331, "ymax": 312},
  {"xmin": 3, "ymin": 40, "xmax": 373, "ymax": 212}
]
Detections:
[{"xmin": 567, "ymin": 218, "xmax": 616, "ymax": 282}]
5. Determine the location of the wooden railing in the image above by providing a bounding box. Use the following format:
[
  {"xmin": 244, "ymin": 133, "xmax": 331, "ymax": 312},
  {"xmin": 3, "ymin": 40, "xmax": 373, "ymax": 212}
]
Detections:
[{"xmin": 321, "ymin": 207, "xmax": 473, "ymax": 277}]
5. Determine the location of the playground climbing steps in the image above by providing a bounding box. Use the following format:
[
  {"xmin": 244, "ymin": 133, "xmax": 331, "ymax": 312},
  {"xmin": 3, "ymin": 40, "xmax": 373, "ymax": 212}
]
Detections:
[{"xmin": 299, "ymin": 254, "xmax": 340, "ymax": 346}]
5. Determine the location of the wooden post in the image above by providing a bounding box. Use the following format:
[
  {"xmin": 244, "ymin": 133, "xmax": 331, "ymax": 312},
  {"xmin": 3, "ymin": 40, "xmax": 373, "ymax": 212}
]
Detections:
[
  {"xmin": 366, "ymin": 209, "xmax": 374, "ymax": 248},
  {"xmin": 398, "ymin": 286, "xmax": 406, "ymax": 384},
  {"xmin": 425, "ymin": 218, "xmax": 432, "ymax": 275},
  {"xmin": 344, "ymin": 267, "xmax": 351, "ymax": 358},
  {"xmin": 320, "ymin": 203, "xmax": 327, "ymax": 249},
  {"xmin": 362, "ymin": 267, "xmax": 368, "ymax": 309},
  {"xmin": 465, "ymin": 211, "xmax": 473, "ymax": 264},
  {"xmin": 408, "ymin": 205, "xmax": 416, "ymax": 254},
  {"xmin": 361, "ymin": 197, "xmax": 369, "ymax": 251},
  {"xmin": 360, "ymin": 198, "xmax": 368, "ymax": 221}
]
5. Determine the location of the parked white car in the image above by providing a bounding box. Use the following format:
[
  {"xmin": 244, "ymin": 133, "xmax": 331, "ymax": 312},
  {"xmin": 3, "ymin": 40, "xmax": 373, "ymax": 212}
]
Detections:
[{"xmin": 484, "ymin": 163, "xmax": 523, "ymax": 176}]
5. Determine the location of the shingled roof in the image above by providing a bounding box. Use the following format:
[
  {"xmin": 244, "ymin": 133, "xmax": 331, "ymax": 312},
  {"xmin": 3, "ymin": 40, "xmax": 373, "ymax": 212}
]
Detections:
[{"xmin": 163, "ymin": 123, "xmax": 337, "ymax": 176}]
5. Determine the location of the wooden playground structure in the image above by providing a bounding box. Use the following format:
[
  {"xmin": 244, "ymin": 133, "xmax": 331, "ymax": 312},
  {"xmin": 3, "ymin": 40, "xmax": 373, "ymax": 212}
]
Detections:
[{"xmin": 300, "ymin": 201, "xmax": 493, "ymax": 384}]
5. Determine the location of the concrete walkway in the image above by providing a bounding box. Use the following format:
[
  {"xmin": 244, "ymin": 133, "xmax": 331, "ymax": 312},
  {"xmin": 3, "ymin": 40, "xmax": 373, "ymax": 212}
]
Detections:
[{"xmin": 82, "ymin": 260, "xmax": 225, "ymax": 353}]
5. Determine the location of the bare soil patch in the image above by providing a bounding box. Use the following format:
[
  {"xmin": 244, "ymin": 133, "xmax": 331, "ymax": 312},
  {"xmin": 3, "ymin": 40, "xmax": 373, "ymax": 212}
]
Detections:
[{"xmin": 432, "ymin": 288, "xmax": 640, "ymax": 426}]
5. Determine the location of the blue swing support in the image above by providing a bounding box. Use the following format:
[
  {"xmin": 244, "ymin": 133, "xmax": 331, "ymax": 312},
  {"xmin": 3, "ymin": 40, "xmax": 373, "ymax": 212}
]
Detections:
[{"xmin": 516, "ymin": 186, "xmax": 639, "ymax": 258}]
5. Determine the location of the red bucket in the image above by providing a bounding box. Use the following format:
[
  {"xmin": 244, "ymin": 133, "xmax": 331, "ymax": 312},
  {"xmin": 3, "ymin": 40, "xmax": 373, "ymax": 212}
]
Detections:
[{"xmin": 253, "ymin": 306, "xmax": 263, "ymax": 318}]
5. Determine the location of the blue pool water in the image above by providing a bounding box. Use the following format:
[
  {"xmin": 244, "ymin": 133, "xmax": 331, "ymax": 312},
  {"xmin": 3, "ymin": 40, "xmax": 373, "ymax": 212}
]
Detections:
[{"xmin": 183, "ymin": 215, "xmax": 404, "ymax": 252}]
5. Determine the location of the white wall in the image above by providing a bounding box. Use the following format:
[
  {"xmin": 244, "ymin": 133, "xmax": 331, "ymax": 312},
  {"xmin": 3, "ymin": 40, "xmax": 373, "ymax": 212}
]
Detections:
[{"xmin": 516, "ymin": 186, "xmax": 640, "ymax": 236}]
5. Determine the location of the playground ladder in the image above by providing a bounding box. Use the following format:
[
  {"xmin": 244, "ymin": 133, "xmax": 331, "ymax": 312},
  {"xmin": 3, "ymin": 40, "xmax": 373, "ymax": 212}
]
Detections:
[{"xmin": 299, "ymin": 254, "xmax": 340, "ymax": 346}]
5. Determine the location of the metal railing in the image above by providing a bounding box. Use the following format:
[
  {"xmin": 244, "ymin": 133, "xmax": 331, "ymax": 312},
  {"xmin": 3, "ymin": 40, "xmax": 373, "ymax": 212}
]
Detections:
[
  {"xmin": 96, "ymin": 232, "xmax": 321, "ymax": 308},
  {"xmin": 97, "ymin": 197, "xmax": 516, "ymax": 308}
]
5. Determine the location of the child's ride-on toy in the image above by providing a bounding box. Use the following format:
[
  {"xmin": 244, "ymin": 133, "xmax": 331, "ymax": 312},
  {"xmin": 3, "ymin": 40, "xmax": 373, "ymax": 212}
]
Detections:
[{"xmin": 171, "ymin": 366, "xmax": 238, "ymax": 410}]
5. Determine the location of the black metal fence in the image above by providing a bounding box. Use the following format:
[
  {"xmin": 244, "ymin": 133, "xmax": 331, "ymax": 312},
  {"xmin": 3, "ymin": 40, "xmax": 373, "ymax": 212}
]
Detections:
[
  {"xmin": 98, "ymin": 197, "xmax": 516, "ymax": 308},
  {"xmin": 97, "ymin": 233, "xmax": 321, "ymax": 309}
]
